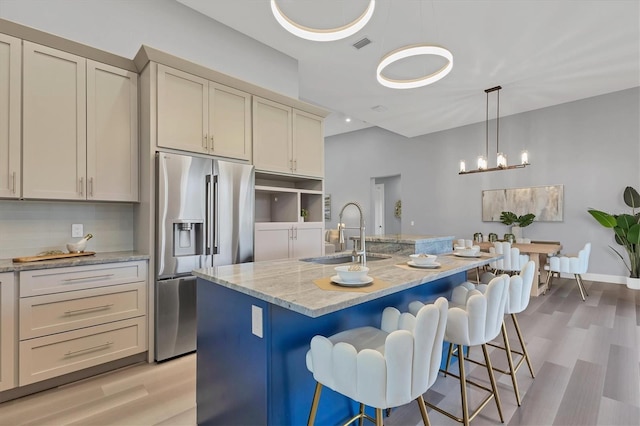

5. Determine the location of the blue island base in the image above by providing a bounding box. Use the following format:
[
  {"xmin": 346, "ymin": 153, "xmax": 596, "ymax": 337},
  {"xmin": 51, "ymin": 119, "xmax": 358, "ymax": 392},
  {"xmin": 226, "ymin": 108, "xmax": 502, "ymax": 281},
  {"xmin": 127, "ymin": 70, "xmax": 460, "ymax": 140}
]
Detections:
[{"xmin": 197, "ymin": 272, "xmax": 465, "ymax": 425}]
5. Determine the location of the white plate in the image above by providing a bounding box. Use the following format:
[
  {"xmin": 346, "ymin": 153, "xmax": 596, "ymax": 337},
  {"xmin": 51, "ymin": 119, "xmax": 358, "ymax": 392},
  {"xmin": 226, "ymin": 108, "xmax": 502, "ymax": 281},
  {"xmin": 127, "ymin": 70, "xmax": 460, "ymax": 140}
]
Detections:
[
  {"xmin": 407, "ymin": 261, "xmax": 441, "ymax": 269},
  {"xmin": 331, "ymin": 275, "xmax": 374, "ymax": 287},
  {"xmin": 454, "ymin": 253, "xmax": 481, "ymax": 258}
]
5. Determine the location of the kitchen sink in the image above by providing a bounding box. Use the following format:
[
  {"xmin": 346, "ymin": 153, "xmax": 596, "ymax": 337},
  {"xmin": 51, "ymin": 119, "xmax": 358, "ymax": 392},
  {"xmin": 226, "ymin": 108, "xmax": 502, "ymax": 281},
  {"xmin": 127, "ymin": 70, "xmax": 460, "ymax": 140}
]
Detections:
[{"xmin": 300, "ymin": 254, "xmax": 391, "ymax": 264}]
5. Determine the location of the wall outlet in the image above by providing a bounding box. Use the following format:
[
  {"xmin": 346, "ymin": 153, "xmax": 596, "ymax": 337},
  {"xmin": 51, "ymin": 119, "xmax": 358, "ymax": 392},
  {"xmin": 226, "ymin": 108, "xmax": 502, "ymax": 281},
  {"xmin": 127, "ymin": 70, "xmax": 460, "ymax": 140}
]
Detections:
[{"xmin": 71, "ymin": 224, "xmax": 84, "ymax": 238}]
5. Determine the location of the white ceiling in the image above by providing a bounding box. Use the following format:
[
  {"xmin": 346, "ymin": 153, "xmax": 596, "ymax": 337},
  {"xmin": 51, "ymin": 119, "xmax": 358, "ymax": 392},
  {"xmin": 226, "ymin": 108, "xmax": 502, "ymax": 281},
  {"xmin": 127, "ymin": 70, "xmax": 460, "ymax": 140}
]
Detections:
[{"xmin": 177, "ymin": 0, "xmax": 640, "ymax": 138}]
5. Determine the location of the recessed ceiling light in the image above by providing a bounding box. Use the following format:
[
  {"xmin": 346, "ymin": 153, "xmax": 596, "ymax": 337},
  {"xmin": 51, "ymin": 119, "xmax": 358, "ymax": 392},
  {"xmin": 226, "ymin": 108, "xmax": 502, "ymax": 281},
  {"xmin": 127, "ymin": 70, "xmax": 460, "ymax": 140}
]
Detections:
[
  {"xmin": 345, "ymin": 117, "xmax": 352, "ymax": 123},
  {"xmin": 376, "ymin": 44, "xmax": 453, "ymax": 89},
  {"xmin": 270, "ymin": 0, "xmax": 376, "ymax": 42}
]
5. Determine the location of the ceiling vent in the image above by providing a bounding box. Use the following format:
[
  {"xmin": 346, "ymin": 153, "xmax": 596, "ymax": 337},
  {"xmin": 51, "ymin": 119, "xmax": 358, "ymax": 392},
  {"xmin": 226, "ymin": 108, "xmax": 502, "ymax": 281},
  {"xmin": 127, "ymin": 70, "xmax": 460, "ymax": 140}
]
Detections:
[{"xmin": 352, "ymin": 37, "xmax": 372, "ymax": 50}]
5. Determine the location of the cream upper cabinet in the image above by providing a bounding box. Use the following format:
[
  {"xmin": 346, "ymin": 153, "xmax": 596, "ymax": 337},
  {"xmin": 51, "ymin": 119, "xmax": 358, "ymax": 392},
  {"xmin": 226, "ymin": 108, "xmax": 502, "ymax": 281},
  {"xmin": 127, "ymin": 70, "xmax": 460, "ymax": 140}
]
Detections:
[
  {"xmin": 0, "ymin": 272, "xmax": 16, "ymax": 392},
  {"xmin": 22, "ymin": 42, "xmax": 138, "ymax": 201},
  {"xmin": 157, "ymin": 64, "xmax": 251, "ymax": 160},
  {"xmin": 87, "ymin": 60, "xmax": 138, "ymax": 202},
  {"xmin": 0, "ymin": 34, "xmax": 21, "ymax": 199},
  {"xmin": 22, "ymin": 41, "xmax": 87, "ymax": 200},
  {"xmin": 209, "ymin": 81, "xmax": 251, "ymax": 160},
  {"xmin": 293, "ymin": 109, "xmax": 324, "ymax": 178},
  {"xmin": 253, "ymin": 96, "xmax": 324, "ymax": 178},
  {"xmin": 253, "ymin": 97, "xmax": 292, "ymax": 175}
]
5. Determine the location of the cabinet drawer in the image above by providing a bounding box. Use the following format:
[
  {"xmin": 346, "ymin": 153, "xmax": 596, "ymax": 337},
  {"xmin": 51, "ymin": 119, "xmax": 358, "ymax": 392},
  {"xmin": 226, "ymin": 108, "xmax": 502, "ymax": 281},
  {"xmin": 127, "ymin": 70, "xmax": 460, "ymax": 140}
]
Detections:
[
  {"xmin": 19, "ymin": 316, "xmax": 146, "ymax": 386},
  {"xmin": 20, "ymin": 282, "xmax": 147, "ymax": 339},
  {"xmin": 20, "ymin": 261, "xmax": 147, "ymax": 297}
]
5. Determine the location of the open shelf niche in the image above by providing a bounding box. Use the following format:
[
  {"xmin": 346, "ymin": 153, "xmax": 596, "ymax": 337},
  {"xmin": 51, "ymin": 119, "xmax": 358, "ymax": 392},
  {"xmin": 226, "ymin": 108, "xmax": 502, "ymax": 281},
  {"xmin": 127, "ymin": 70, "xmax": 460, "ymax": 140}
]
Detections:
[{"xmin": 255, "ymin": 174, "xmax": 324, "ymax": 223}]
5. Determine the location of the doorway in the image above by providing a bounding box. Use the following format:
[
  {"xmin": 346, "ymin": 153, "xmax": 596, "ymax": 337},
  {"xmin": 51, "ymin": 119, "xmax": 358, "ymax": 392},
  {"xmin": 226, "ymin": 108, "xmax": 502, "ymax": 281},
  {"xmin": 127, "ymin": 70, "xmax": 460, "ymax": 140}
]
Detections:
[{"xmin": 371, "ymin": 175, "xmax": 401, "ymax": 236}]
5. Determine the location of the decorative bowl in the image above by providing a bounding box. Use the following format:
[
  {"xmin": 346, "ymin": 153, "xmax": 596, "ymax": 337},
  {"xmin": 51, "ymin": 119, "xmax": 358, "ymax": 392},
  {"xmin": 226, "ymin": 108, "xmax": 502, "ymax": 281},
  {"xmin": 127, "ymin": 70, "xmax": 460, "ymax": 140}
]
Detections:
[
  {"xmin": 409, "ymin": 253, "xmax": 437, "ymax": 265},
  {"xmin": 334, "ymin": 265, "xmax": 370, "ymax": 282},
  {"xmin": 66, "ymin": 240, "xmax": 87, "ymax": 253}
]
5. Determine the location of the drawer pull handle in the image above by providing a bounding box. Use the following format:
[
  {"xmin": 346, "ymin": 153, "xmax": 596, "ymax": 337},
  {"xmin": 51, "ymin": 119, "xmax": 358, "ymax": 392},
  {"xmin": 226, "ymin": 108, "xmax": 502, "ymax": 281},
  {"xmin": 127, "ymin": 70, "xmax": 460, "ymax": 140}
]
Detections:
[
  {"xmin": 64, "ymin": 303, "xmax": 114, "ymax": 315},
  {"xmin": 63, "ymin": 274, "xmax": 115, "ymax": 282},
  {"xmin": 65, "ymin": 341, "xmax": 113, "ymax": 357}
]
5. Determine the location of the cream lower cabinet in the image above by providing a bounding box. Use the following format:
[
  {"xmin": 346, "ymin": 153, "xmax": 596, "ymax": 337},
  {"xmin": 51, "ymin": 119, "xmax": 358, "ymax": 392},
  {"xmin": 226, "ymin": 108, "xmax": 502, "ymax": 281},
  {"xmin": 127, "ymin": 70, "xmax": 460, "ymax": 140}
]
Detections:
[
  {"xmin": 157, "ymin": 64, "xmax": 251, "ymax": 160},
  {"xmin": 253, "ymin": 97, "xmax": 324, "ymax": 178},
  {"xmin": 0, "ymin": 273, "xmax": 16, "ymax": 392},
  {"xmin": 18, "ymin": 261, "xmax": 147, "ymax": 386},
  {"xmin": 255, "ymin": 222, "xmax": 323, "ymax": 261},
  {"xmin": 0, "ymin": 34, "xmax": 21, "ymax": 199},
  {"xmin": 22, "ymin": 41, "xmax": 138, "ymax": 201}
]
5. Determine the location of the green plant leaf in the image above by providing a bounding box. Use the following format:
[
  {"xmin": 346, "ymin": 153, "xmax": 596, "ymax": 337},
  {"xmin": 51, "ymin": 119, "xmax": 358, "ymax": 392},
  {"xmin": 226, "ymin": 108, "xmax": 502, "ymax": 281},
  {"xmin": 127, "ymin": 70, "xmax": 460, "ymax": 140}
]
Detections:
[
  {"xmin": 500, "ymin": 211, "xmax": 518, "ymax": 226},
  {"xmin": 623, "ymin": 186, "xmax": 640, "ymax": 209},
  {"xmin": 628, "ymin": 223, "xmax": 640, "ymax": 244},
  {"xmin": 518, "ymin": 213, "xmax": 536, "ymax": 227},
  {"xmin": 617, "ymin": 214, "xmax": 636, "ymax": 231},
  {"xmin": 588, "ymin": 209, "xmax": 617, "ymax": 228}
]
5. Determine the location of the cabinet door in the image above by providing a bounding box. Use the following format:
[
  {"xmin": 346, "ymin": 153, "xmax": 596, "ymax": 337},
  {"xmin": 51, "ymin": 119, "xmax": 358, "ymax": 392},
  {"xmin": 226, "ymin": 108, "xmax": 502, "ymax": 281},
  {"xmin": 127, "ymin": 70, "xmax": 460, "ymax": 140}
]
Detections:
[
  {"xmin": 157, "ymin": 64, "xmax": 208, "ymax": 154},
  {"xmin": 292, "ymin": 110, "xmax": 324, "ymax": 178},
  {"xmin": 87, "ymin": 60, "xmax": 139, "ymax": 201},
  {"xmin": 0, "ymin": 272, "xmax": 16, "ymax": 391},
  {"xmin": 0, "ymin": 34, "xmax": 21, "ymax": 199},
  {"xmin": 23, "ymin": 42, "xmax": 86, "ymax": 200},
  {"xmin": 209, "ymin": 82, "xmax": 251, "ymax": 160},
  {"xmin": 293, "ymin": 225, "xmax": 324, "ymax": 258},
  {"xmin": 254, "ymin": 225, "xmax": 291, "ymax": 261},
  {"xmin": 253, "ymin": 97, "xmax": 292, "ymax": 174}
]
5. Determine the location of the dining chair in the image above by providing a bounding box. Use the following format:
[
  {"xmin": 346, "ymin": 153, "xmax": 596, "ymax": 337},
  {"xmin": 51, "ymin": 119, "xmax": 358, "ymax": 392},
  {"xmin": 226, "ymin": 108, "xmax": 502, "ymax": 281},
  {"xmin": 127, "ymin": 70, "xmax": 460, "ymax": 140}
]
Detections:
[
  {"xmin": 489, "ymin": 241, "xmax": 529, "ymax": 275},
  {"xmin": 544, "ymin": 242, "xmax": 591, "ymax": 301},
  {"xmin": 306, "ymin": 297, "xmax": 448, "ymax": 426}
]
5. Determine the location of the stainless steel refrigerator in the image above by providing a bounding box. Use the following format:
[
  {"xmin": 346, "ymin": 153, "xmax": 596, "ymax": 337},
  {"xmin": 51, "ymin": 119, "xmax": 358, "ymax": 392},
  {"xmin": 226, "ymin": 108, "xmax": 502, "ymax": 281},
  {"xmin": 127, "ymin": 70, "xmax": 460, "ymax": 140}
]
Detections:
[{"xmin": 155, "ymin": 152, "xmax": 254, "ymax": 361}]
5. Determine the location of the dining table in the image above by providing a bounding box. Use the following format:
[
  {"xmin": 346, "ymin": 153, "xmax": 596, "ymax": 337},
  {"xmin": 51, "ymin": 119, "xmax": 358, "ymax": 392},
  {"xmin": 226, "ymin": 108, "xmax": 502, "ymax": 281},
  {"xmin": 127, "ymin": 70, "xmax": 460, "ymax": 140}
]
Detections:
[{"xmin": 478, "ymin": 241, "xmax": 562, "ymax": 296}]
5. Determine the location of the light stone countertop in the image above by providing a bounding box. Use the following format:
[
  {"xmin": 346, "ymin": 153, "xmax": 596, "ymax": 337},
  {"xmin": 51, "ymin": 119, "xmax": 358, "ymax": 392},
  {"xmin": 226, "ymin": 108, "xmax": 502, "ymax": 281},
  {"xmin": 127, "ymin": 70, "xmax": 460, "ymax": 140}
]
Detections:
[
  {"xmin": 364, "ymin": 234, "xmax": 455, "ymax": 243},
  {"xmin": 193, "ymin": 251, "xmax": 499, "ymax": 318},
  {"xmin": 0, "ymin": 251, "xmax": 149, "ymax": 273}
]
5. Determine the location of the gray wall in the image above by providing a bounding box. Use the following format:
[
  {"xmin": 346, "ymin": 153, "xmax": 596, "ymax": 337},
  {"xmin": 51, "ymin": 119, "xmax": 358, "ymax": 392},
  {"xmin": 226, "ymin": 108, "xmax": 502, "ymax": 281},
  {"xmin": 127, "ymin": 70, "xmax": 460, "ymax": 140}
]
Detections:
[{"xmin": 325, "ymin": 88, "xmax": 640, "ymax": 279}]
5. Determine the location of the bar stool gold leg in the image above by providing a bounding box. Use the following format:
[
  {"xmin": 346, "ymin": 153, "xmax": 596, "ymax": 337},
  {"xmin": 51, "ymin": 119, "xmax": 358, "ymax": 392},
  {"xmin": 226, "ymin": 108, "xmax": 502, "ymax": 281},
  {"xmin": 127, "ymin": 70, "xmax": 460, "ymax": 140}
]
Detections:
[
  {"xmin": 481, "ymin": 344, "xmax": 504, "ymax": 423},
  {"xmin": 458, "ymin": 344, "xmax": 470, "ymax": 426},
  {"xmin": 375, "ymin": 408, "xmax": 383, "ymax": 426},
  {"xmin": 511, "ymin": 313, "xmax": 535, "ymax": 378},
  {"xmin": 307, "ymin": 382, "xmax": 322, "ymax": 426},
  {"xmin": 416, "ymin": 395, "xmax": 431, "ymax": 426},
  {"xmin": 501, "ymin": 322, "xmax": 521, "ymax": 406}
]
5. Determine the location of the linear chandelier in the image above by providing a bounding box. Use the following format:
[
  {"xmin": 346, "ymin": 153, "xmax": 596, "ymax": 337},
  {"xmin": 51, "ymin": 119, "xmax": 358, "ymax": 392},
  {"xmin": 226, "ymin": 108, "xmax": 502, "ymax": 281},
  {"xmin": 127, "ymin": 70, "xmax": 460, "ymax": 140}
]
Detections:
[
  {"xmin": 270, "ymin": 0, "xmax": 375, "ymax": 42},
  {"xmin": 459, "ymin": 85, "xmax": 530, "ymax": 175}
]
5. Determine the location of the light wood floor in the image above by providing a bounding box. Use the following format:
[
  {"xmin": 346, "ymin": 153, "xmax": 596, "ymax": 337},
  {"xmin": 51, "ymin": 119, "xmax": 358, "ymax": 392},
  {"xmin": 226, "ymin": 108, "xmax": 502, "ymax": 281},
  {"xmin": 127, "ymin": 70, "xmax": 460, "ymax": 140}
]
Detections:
[{"xmin": 0, "ymin": 277, "xmax": 638, "ymax": 426}]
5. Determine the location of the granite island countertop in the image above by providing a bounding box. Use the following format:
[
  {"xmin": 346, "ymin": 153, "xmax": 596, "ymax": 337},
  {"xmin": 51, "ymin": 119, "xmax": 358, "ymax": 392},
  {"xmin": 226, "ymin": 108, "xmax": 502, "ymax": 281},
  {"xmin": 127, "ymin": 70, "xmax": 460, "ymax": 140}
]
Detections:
[
  {"xmin": 0, "ymin": 251, "xmax": 149, "ymax": 273},
  {"xmin": 193, "ymin": 251, "xmax": 498, "ymax": 318},
  {"xmin": 364, "ymin": 234, "xmax": 455, "ymax": 243}
]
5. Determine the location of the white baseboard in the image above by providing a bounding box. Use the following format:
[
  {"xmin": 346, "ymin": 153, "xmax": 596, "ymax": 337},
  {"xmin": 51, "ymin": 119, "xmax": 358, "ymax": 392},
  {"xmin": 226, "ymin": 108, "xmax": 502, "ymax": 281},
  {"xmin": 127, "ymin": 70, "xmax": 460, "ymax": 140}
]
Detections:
[{"xmin": 560, "ymin": 272, "xmax": 627, "ymax": 285}]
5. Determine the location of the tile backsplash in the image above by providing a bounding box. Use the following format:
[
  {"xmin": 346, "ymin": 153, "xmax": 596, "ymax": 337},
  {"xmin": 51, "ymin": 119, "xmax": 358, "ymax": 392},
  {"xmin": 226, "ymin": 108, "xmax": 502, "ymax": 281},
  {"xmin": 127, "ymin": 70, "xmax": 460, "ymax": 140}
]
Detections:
[{"xmin": 0, "ymin": 200, "xmax": 134, "ymax": 259}]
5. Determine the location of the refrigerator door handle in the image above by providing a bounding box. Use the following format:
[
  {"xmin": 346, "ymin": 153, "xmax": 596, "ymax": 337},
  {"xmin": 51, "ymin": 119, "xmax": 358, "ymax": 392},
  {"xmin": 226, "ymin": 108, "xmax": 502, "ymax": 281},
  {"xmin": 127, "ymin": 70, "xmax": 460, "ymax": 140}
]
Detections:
[
  {"xmin": 205, "ymin": 175, "xmax": 213, "ymax": 255},
  {"xmin": 213, "ymin": 174, "xmax": 220, "ymax": 254}
]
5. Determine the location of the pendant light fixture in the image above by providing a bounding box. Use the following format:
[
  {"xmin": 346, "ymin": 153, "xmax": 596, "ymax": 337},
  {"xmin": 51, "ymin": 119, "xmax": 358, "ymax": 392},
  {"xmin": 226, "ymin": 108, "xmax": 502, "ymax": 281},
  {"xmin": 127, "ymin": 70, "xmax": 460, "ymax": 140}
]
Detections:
[
  {"xmin": 459, "ymin": 85, "xmax": 530, "ymax": 175},
  {"xmin": 270, "ymin": 0, "xmax": 375, "ymax": 42}
]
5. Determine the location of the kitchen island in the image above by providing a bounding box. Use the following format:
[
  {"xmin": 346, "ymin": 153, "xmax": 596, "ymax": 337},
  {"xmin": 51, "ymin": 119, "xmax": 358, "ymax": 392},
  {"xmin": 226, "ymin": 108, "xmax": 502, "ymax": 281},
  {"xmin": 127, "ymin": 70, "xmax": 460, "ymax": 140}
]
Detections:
[{"xmin": 193, "ymin": 251, "xmax": 498, "ymax": 425}]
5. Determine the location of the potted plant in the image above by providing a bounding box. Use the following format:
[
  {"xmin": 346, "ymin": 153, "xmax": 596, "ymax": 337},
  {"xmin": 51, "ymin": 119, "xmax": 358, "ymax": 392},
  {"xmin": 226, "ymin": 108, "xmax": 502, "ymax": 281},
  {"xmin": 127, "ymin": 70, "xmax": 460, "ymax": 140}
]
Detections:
[
  {"xmin": 300, "ymin": 208, "xmax": 309, "ymax": 222},
  {"xmin": 499, "ymin": 211, "xmax": 536, "ymax": 240},
  {"xmin": 588, "ymin": 186, "xmax": 640, "ymax": 288}
]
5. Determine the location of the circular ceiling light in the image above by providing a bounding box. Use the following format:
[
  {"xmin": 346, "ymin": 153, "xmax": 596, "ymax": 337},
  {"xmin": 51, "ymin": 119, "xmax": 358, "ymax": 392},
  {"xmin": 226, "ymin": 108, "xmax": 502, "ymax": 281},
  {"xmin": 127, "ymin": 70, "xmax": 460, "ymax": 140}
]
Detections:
[
  {"xmin": 270, "ymin": 0, "xmax": 375, "ymax": 42},
  {"xmin": 376, "ymin": 44, "xmax": 453, "ymax": 89}
]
